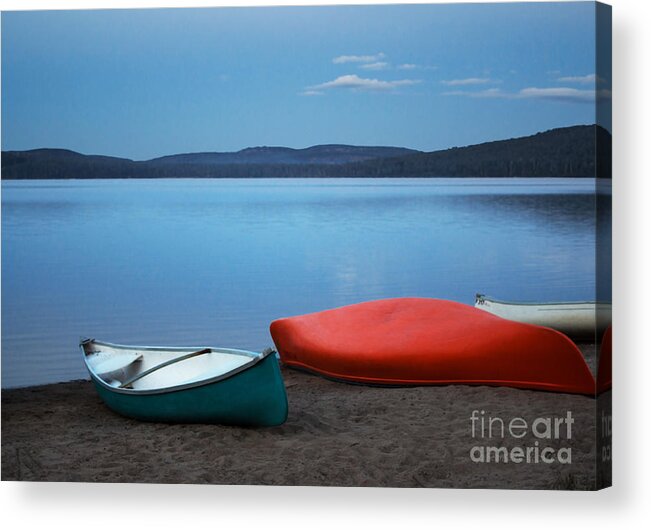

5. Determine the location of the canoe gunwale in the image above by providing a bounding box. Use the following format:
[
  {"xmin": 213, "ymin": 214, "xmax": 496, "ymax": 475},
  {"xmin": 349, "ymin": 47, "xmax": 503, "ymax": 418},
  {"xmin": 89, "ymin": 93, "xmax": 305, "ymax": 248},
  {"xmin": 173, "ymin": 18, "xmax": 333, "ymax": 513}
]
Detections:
[
  {"xmin": 475, "ymin": 294, "xmax": 610, "ymax": 307},
  {"xmin": 80, "ymin": 339, "xmax": 273, "ymax": 396},
  {"xmin": 282, "ymin": 359, "xmax": 596, "ymax": 396}
]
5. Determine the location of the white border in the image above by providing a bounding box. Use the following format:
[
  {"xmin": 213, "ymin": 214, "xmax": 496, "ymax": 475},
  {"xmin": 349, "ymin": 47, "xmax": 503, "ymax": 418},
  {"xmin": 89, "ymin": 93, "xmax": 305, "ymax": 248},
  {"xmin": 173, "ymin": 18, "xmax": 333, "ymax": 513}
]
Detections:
[{"xmin": 2, "ymin": 0, "xmax": 650, "ymax": 528}]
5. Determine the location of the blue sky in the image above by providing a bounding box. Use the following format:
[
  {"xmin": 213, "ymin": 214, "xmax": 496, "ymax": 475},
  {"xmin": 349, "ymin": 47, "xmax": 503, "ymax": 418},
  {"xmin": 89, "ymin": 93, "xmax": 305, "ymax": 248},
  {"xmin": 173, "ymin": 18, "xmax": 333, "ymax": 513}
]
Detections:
[{"xmin": 1, "ymin": 2, "xmax": 611, "ymax": 160}]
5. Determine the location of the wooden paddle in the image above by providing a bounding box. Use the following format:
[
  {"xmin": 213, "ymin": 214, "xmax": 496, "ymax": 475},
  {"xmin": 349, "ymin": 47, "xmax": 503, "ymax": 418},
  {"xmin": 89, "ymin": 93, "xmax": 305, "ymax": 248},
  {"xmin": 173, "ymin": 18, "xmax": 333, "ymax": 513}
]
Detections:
[{"xmin": 119, "ymin": 348, "xmax": 212, "ymax": 389}]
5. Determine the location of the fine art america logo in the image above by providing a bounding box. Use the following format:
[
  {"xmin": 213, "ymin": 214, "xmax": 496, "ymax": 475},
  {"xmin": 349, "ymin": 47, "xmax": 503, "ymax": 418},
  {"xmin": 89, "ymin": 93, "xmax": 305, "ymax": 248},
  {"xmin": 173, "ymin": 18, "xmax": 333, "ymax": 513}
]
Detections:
[{"xmin": 469, "ymin": 410, "xmax": 574, "ymax": 464}]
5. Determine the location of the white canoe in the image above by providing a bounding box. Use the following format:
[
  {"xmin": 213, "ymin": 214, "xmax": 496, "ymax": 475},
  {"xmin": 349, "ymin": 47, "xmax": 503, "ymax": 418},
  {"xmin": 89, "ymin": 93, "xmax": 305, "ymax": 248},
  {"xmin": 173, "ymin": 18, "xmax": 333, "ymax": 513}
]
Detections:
[{"xmin": 474, "ymin": 294, "xmax": 611, "ymax": 340}]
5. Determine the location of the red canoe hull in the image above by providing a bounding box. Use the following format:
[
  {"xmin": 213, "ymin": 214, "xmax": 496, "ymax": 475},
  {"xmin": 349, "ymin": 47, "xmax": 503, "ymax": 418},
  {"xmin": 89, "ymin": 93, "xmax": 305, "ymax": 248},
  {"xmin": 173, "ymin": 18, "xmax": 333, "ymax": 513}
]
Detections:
[{"xmin": 270, "ymin": 298, "xmax": 596, "ymax": 395}]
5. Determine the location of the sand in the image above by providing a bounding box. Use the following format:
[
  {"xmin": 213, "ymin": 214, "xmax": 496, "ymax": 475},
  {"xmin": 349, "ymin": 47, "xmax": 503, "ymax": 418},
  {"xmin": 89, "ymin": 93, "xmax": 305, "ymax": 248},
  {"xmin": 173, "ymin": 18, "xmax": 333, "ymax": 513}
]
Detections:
[{"xmin": 1, "ymin": 344, "xmax": 608, "ymax": 489}]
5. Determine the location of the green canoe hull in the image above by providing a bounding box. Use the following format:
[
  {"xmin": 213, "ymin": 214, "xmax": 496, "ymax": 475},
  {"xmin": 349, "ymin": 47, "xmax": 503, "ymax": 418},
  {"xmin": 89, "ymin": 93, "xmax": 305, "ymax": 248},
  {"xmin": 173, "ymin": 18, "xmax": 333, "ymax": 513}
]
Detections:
[{"xmin": 91, "ymin": 352, "xmax": 288, "ymax": 426}]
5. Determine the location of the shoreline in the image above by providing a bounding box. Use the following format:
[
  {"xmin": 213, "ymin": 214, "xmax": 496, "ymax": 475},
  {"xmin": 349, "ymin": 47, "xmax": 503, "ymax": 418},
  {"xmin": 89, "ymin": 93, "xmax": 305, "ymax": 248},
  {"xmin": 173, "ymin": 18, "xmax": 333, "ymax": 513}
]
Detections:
[
  {"xmin": 2, "ymin": 176, "xmax": 604, "ymax": 181},
  {"xmin": 2, "ymin": 345, "xmax": 603, "ymax": 488}
]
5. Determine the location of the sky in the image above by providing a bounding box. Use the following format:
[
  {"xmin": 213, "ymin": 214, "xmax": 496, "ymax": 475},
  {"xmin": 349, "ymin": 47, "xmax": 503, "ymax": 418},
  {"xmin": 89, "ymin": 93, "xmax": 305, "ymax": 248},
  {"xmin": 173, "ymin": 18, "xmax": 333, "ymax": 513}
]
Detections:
[{"xmin": 1, "ymin": 2, "xmax": 611, "ymax": 160}]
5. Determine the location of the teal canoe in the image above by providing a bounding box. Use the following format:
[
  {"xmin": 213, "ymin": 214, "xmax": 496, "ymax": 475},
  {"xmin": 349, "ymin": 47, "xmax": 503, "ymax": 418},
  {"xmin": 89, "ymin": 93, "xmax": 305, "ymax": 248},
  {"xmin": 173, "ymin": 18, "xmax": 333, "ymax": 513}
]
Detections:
[{"xmin": 80, "ymin": 339, "xmax": 288, "ymax": 426}]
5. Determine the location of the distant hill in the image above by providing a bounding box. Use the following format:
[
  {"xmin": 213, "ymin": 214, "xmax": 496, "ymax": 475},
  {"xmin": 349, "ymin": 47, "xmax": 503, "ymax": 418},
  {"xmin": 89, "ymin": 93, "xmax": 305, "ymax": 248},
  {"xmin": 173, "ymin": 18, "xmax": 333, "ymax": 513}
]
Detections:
[
  {"xmin": 340, "ymin": 125, "xmax": 612, "ymax": 179},
  {"xmin": 1, "ymin": 125, "xmax": 611, "ymax": 179},
  {"xmin": 1, "ymin": 148, "xmax": 137, "ymax": 179},
  {"xmin": 150, "ymin": 145, "xmax": 417, "ymax": 166}
]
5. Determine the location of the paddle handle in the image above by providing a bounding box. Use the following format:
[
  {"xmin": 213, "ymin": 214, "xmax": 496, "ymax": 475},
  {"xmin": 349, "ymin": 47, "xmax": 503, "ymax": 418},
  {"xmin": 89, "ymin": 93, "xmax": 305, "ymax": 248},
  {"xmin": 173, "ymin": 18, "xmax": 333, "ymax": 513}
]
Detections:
[{"xmin": 119, "ymin": 348, "xmax": 211, "ymax": 389}]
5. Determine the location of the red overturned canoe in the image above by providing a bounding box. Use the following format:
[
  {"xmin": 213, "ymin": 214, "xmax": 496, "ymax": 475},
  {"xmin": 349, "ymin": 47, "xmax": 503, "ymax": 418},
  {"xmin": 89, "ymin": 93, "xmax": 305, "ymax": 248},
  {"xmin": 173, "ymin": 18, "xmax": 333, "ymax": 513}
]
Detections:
[{"xmin": 270, "ymin": 298, "xmax": 595, "ymax": 395}]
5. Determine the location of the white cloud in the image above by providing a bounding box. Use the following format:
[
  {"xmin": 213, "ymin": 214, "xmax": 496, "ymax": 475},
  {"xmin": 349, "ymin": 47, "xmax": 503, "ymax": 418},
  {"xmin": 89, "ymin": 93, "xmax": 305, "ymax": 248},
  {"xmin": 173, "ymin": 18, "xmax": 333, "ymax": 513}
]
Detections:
[
  {"xmin": 309, "ymin": 74, "xmax": 421, "ymax": 92},
  {"xmin": 519, "ymin": 87, "xmax": 612, "ymax": 103},
  {"xmin": 443, "ymin": 86, "xmax": 612, "ymax": 103},
  {"xmin": 556, "ymin": 73, "xmax": 607, "ymax": 84},
  {"xmin": 396, "ymin": 63, "xmax": 437, "ymax": 71},
  {"xmin": 300, "ymin": 90, "xmax": 325, "ymax": 96},
  {"xmin": 360, "ymin": 61, "xmax": 389, "ymax": 71},
  {"xmin": 441, "ymin": 77, "xmax": 492, "ymax": 86},
  {"xmin": 442, "ymin": 88, "xmax": 505, "ymax": 98},
  {"xmin": 332, "ymin": 53, "xmax": 385, "ymax": 64},
  {"xmin": 519, "ymin": 86, "xmax": 606, "ymax": 102}
]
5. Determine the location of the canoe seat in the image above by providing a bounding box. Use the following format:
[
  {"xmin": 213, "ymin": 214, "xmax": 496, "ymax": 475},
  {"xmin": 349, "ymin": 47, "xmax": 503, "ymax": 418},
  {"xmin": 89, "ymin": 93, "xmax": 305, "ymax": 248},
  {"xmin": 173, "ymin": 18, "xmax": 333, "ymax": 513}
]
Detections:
[
  {"xmin": 176, "ymin": 355, "xmax": 252, "ymax": 386},
  {"xmin": 93, "ymin": 354, "xmax": 143, "ymax": 376}
]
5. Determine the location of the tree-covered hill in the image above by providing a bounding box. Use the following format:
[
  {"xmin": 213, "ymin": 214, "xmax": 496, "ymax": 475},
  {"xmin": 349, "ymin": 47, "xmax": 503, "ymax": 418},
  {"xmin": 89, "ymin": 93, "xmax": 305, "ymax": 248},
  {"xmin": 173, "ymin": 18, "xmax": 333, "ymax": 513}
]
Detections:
[{"xmin": 1, "ymin": 125, "xmax": 611, "ymax": 179}]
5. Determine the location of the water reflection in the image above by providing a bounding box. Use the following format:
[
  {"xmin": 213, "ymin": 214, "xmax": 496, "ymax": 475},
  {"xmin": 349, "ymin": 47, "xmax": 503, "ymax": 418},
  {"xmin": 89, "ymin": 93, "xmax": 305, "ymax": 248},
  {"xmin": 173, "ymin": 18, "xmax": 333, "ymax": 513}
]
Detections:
[{"xmin": 2, "ymin": 178, "xmax": 608, "ymax": 387}]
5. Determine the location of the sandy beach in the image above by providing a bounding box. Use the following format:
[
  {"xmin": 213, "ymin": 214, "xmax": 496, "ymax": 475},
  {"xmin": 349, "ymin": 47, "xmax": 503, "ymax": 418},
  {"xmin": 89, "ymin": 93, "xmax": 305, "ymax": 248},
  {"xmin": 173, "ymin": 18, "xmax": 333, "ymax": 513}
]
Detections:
[{"xmin": 2, "ymin": 344, "xmax": 606, "ymax": 489}]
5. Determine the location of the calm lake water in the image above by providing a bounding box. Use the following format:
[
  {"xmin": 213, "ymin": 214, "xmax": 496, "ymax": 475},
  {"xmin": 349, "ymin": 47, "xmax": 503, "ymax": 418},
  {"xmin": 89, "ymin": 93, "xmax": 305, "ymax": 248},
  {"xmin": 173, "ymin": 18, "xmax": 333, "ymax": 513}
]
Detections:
[{"xmin": 1, "ymin": 178, "xmax": 611, "ymax": 388}]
